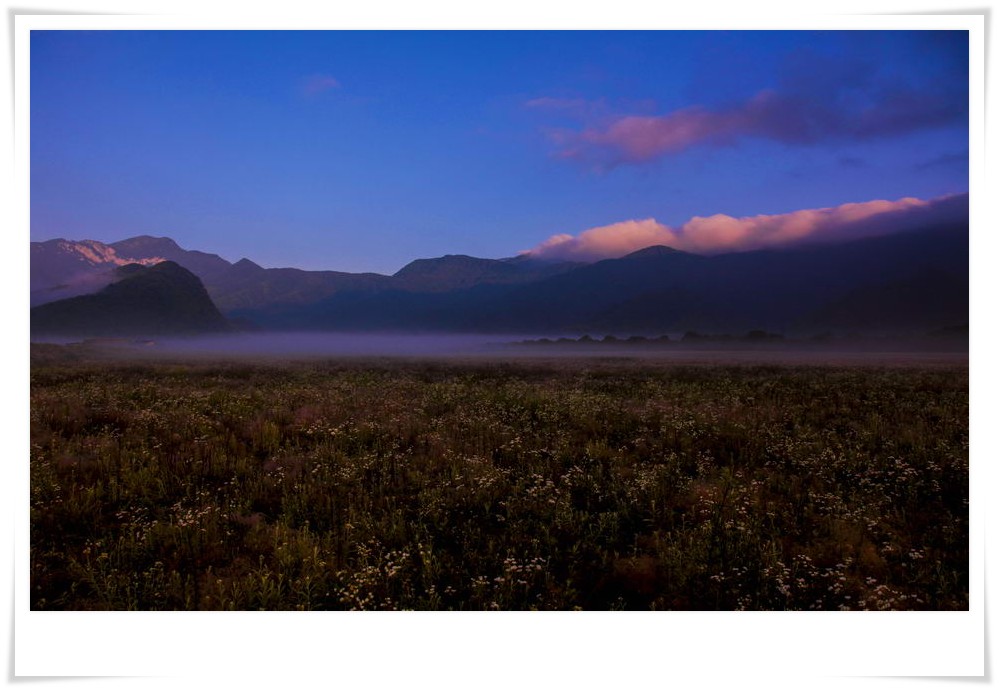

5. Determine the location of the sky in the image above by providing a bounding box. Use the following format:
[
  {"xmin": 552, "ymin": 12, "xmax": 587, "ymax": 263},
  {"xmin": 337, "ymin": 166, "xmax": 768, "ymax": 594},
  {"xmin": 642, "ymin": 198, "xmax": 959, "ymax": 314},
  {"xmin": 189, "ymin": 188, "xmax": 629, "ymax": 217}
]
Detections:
[{"xmin": 30, "ymin": 30, "xmax": 969, "ymax": 274}]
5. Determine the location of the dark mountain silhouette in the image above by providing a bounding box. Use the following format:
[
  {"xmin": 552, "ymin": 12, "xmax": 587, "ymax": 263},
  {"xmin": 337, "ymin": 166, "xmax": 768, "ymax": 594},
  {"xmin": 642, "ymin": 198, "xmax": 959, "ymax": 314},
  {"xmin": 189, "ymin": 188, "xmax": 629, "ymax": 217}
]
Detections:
[
  {"xmin": 227, "ymin": 222, "xmax": 967, "ymax": 336},
  {"xmin": 798, "ymin": 267, "xmax": 968, "ymax": 332},
  {"xmin": 393, "ymin": 254, "xmax": 580, "ymax": 292},
  {"xmin": 527, "ymin": 223, "xmax": 967, "ymax": 334},
  {"xmin": 473, "ymin": 245, "xmax": 710, "ymax": 331},
  {"xmin": 31, "ymin": 261, "xmax": 232, "ymax": 337},
  {"xmin": 206, "ymin": 262, "xmax": 393, "ymax": 311}
]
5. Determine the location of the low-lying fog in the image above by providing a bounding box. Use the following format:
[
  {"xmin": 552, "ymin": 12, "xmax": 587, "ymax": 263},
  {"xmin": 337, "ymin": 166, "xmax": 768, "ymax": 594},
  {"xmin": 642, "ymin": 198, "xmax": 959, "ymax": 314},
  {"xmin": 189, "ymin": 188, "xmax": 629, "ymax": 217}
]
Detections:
[
  {"xmin": 32, "ymin": 331, "xmax": 968, "ymax": 367},
  {"xmin": 35, "ymin": 332, "xmax": 533, "ymax": 356},
  {"xmin": 151, "ymin": 332, "xmax": 526, "ymax": 356}
]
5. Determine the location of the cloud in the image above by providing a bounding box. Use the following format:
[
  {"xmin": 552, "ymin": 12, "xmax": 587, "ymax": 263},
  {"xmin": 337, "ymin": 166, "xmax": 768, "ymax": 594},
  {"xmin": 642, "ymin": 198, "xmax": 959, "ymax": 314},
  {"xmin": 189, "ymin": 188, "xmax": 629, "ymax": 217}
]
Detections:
[
  {"xmin": 530, "ymin": 220, "xmax": 674, "ymax": 260},
  {"xmin": 551, "ymin": 86, "xmax": 966, "ymax": 168},
  {"xmin": 533, "ymin": 49, "xmax": 968, "ymax": 168},
  {"xmin": 301, "ymin": 74, "xmax": 341, "ymax": 96},
  {"xmin": 524, "ymin": 194, "xmax": 967, "ymax": 262},
  {"xmin": 563, "ymin": 104, "xmax": 741, "ymax": 164}
]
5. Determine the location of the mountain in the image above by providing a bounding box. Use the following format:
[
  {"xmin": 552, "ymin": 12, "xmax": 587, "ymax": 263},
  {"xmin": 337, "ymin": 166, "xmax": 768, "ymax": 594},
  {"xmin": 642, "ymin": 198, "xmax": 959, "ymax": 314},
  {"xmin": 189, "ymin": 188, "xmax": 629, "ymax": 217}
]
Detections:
[
  {"xmin": 30, "ymin": 238, "xmax": 165, "ymax": 306},
  {"xmin": 31, "ymin": 236, "xmax": 579, "ymax": 312},
  {"xmin": 31, "ymin": 261, "xmax": 232, "ymax": 337},
  {"xmin": 798, "ymin": 267, "xmax": 968, "ymax": 332},
  {"xmin": 31, "ymin": 219, "xmax": 968, "ymax": 337},
  {"xmin": 228, "ymin": 222, "xmax": 967, "ymax": 336},
  {"xmin": 30, "ymin": 236, "xmax": 393, "ymax": 312},
  {"xmin": 392, "ymin": 254, "xmax": 579, "ymax": 292},
  {"xmin": 206, "ymin": 262, "xmax": 393, "ymax": 312},
  {"xmin": 110, "ymin": 235, "xmax": 233, "ymax": 284},
  {"xmin": 30, "ymin": 236, "xmax": 234, "ymax": 306},
  {"xmin": 480, "ymin": 245, "xmax": 710, "ymax": 331},
  {"xmin": 476, "ymin": 224, "xmax": 969, "ymax": 334}
]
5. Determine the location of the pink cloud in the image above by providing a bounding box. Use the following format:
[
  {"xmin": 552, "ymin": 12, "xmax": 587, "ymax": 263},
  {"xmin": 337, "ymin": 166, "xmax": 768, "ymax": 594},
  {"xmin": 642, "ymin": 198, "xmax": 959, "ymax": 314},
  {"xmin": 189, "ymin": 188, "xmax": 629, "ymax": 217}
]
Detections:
[
  {"xmin": 301, "ymin": 74, "xmax": 341, "ymax": 96},
  {"xmin": 523, "ymin": 195, "xmax": 961, "ymax": 262},
  {"xmin": 574, "ymin": 107, "xmax": 742, "ymax": 163},
  {"xmin": 529, "ymin": 221, "xmax": 676, "ymax": 261},
  {"xmin": 533, "ymin": 50, "xmax": 966, "ymax": 168}
]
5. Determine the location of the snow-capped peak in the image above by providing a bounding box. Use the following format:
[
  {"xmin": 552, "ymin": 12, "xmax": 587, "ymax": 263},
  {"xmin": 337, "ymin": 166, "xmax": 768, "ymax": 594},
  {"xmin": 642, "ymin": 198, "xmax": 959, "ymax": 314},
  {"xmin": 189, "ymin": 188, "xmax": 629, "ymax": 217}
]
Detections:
[{"xmin": 58, "ymin": 240, "xmax": 165, "ymax": 267}]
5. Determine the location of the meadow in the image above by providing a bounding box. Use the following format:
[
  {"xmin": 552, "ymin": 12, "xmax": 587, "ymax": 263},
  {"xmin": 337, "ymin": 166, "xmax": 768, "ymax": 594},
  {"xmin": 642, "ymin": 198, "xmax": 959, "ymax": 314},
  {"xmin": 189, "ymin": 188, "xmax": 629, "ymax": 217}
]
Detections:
[{"xmin": 29, "ymin": 348, "xmax": 968, "ymax": 610}]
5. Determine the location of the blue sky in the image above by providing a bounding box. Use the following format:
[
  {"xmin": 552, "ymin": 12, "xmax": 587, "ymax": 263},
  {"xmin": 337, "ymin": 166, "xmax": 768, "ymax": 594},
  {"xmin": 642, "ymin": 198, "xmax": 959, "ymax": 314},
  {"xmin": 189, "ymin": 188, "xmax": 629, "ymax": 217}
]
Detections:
[{"xmin": 30, "ymin": 30, "xmax": 969, "ymax": 273}]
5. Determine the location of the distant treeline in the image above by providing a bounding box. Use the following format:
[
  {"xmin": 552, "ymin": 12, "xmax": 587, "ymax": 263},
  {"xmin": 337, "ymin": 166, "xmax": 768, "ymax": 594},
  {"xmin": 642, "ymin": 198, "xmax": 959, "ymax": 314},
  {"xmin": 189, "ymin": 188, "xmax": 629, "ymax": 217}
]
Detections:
[
  {"xmin": 515, "ymin": 325, "xmax": 968, "ymax": 348},
  {"xmin": 518, "ymin": 330, "xmax": 785, "ymax": 347}
]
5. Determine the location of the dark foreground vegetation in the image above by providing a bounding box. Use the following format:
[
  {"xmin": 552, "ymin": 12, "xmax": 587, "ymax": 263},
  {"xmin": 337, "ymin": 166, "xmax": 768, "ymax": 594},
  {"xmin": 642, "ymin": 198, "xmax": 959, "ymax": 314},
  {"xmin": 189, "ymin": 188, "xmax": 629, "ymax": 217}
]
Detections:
[{"xmin": 30, "ymin": 351, "xmax": 968, "ymax": 610}]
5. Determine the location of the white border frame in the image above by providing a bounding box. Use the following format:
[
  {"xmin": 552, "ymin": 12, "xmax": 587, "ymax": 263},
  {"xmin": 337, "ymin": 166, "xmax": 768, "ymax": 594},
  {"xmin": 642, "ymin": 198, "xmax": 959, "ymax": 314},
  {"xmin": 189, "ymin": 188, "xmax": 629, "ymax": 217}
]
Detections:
[{"xmin": 8, "ymin": 9, "xmax": 989, "ymax": 685}]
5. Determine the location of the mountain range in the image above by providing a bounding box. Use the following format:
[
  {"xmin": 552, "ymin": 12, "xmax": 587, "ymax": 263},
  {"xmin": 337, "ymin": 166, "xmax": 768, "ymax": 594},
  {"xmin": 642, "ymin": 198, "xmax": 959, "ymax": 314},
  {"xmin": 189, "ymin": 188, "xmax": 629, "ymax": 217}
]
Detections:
[
  {"xmin": 30, "ymin": 210, "xmax": 969, "ymax": 338},
  {"xmin": 31, "ymin": 235, "xmax": 579, "ymax": 310}
]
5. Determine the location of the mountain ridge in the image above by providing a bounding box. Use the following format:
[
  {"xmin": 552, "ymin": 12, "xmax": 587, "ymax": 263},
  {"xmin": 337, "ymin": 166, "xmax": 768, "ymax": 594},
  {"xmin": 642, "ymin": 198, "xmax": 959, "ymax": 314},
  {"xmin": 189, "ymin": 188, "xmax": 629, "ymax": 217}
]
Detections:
[
  {"xmin": 225, "ymin": 222, "xmax": 966, "ymax": 336},
  {"xmin": 30, "ymin": 216, "xmax": 969, "ymax": 338},
  {"xmin": 31, "ymin": 236, "xmax": 582, "ymax": 310}
]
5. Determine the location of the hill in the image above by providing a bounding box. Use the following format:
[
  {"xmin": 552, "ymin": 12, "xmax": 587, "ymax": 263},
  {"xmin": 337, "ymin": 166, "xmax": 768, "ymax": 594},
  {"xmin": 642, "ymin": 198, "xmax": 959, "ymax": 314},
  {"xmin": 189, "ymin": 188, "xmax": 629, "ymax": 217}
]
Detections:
[{"xmin": 31, "ymin": 261, "xmax": 233, "ymax": 337}]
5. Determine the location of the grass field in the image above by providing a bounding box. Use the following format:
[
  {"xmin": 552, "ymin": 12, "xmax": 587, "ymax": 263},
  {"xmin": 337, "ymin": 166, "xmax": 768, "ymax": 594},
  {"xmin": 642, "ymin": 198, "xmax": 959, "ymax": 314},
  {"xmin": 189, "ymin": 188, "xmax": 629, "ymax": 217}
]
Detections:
[{"xmin": 29, "ymin": 349, "xmax": 968, "ymax": 610}]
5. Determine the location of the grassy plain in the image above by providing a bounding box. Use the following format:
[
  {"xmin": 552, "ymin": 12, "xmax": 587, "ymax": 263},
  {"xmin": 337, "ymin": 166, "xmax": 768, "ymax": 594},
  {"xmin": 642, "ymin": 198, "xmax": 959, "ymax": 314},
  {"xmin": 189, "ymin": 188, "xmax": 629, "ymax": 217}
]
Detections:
[{"xmin": 29, "ymin": 346, "xmax": 968, "ymax": 610}]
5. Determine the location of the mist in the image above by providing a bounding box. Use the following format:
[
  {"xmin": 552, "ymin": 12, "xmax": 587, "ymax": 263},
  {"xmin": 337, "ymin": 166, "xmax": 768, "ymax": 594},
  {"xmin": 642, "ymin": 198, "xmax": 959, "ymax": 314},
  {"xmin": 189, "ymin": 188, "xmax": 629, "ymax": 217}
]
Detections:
[
  {"xmin": 30, "ymin": 330, "xmax": 968, "ymax": 369},
  {"xmin": 50, "ymin": 332, "xmax": 532, "ymax": 358}
]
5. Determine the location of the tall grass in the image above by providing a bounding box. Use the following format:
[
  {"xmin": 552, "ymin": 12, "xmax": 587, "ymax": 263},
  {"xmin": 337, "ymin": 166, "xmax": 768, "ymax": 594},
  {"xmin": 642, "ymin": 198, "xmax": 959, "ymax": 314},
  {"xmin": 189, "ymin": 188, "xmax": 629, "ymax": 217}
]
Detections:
[{"xmin": 30, "ymin": 357, "xmax": 968, "ymax": 610}]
